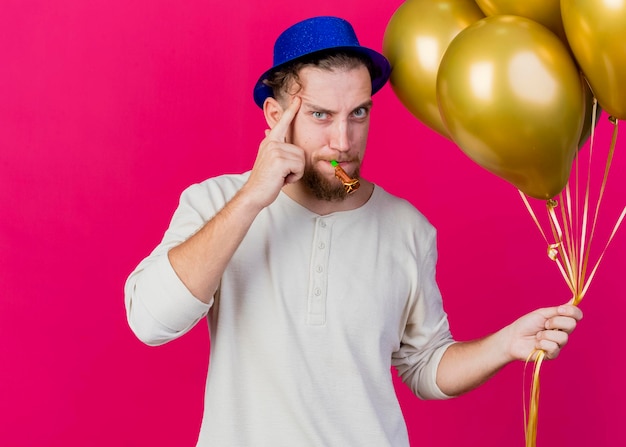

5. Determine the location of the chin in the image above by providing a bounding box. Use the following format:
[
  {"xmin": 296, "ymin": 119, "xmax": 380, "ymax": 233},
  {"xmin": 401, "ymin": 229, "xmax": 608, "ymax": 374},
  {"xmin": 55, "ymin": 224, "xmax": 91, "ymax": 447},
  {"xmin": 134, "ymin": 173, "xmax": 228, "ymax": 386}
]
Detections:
[{"xmin": 302, "ymin": 167, "xmax": 349, "ymax": 202}]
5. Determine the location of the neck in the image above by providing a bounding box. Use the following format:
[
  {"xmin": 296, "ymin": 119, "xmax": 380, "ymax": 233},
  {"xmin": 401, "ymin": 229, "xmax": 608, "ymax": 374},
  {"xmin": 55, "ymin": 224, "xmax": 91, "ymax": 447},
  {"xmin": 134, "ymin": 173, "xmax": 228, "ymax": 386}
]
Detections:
[{"xmin": 282, "ymin": 179, "xmax": 374, "ymax": 215}]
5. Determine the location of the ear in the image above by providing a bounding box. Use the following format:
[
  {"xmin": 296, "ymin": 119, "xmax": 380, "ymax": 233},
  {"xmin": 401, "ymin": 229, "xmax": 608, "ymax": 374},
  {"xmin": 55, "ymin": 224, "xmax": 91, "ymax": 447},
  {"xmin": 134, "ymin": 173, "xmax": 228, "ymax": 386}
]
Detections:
[{"xmin": 263, "ymin": 97, "xmax": 284, "ymax": 129}]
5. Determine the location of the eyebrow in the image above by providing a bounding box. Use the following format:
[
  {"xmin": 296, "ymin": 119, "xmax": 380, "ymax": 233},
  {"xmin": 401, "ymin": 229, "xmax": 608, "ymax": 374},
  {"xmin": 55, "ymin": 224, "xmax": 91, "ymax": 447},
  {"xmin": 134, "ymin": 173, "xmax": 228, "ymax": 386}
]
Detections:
[
  {"xmin": 356, "ymin": 99, "xmax": 374, "ymax": 111},
  {"xmin": 302, "ymin": 99, "xmax": 374, "ymax": 115}
]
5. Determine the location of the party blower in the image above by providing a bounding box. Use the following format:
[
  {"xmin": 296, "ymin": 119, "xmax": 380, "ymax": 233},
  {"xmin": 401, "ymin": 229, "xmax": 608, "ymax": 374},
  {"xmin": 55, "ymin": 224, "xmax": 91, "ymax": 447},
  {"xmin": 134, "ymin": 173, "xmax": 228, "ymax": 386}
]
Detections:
[{"xmin": 330, "ymin": 160, "xmax": 360, "ymax": 194}]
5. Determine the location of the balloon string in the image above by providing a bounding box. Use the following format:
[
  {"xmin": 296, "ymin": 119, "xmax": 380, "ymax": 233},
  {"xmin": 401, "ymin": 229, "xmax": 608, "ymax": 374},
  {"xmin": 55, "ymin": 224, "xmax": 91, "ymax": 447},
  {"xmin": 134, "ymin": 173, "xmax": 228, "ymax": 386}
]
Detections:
[
  {"xmin": 523, "ymin": 349, "xmax": 546, "ymax": 447},
  {"xmin": 518, "ymin": 192, "xmax": 575, "ymax": 293},
  {"xmin": 519, "ymin": 191, "xmax": 549, "ymax": 243},
  {"xmin": 581, "ymin": 204, "xmax": 626, "ymax": 299},
  {"xmin": 547, "ymin": 201, "xmax": 578, "ymax": 295},
  {"xmin": 580, "ymin": 118, "xmax": 623, "ymax": 299},
  {"xmin": 562, "ymin": 186, "xmax": 575, "ymax": 281},
  {"xmin": 577, "ymin": 99, "xmax": 599, "ymax": 294}
]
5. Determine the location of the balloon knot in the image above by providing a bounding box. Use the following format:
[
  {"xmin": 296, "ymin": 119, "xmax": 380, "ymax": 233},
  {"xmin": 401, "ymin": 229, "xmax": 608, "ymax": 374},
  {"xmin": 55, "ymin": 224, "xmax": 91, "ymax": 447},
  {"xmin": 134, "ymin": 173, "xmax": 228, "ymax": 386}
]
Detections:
[{"xmin": 547, "ymin": 243, "xmax": 560, "ymax": 261}]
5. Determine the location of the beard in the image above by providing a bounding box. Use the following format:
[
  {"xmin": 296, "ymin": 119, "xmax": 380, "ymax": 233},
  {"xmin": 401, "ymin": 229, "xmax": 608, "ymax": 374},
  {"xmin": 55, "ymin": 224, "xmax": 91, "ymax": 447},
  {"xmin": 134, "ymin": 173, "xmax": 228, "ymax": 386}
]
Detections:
[{"xmin": 301, "ymin": 164, "xmax": 360, "ymax": 202}]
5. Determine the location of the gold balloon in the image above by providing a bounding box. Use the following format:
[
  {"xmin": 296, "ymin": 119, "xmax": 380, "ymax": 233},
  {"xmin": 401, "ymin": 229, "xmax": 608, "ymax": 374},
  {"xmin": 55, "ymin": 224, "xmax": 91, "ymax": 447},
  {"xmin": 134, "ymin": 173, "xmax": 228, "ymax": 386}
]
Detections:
[
  {"xmin": 437, "ymin": 15, "xmax": 585, "ymax": 200},
  {"xmin": 383, "ymin": 0, "xmax": 484, "ymax": 138},
  {"xmin": 561, "ymin": 0, "xmax": 626, "ymax": 120},
  {"xmin": 475, "ymin": 0, "xmax": 567, "ymax": 42}
]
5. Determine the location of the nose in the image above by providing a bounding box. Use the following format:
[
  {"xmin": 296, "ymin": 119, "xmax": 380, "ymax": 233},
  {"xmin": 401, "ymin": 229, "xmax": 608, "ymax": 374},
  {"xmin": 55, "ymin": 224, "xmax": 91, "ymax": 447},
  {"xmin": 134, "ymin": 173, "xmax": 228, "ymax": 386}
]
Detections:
[{"xmin": 329, "ymin": 119, "xmax": 350, "ymax": 153}]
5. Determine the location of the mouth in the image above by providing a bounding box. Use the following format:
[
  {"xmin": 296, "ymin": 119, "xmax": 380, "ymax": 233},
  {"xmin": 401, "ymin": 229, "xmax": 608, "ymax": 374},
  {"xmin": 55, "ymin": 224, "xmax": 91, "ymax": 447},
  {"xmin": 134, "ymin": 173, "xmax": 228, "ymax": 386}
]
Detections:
[{"xmin": 325, "ymin": 158, "xmax": 357, "ymax": 171}]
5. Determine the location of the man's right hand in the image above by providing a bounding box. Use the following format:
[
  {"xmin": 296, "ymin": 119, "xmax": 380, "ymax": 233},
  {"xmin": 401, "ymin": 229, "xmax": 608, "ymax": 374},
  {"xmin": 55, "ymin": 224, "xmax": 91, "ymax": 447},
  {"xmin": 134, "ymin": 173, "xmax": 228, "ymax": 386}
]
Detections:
[{"xmin": 243, "ymin": 96, "xmax": 304, "ymax": 210}]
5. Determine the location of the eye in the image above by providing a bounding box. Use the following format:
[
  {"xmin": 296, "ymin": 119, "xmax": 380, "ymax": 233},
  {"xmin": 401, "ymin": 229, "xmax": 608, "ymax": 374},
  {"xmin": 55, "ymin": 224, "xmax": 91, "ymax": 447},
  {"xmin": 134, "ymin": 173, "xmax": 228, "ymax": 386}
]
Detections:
[
  {"xmin": 353, "ymin": 107, "xmax": 368, "ymax": 118},
  {"xmin": 312, "ymin": 111, "xmax": 328, "ymax": 120}
]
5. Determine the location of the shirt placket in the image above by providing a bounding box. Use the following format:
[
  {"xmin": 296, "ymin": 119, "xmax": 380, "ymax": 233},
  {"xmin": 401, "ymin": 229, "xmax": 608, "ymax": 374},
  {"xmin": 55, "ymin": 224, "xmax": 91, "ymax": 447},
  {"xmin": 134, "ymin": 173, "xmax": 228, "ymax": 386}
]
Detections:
[{"xmin": 307, "ymin": 217, "xmax": 332, "ymax": 325}]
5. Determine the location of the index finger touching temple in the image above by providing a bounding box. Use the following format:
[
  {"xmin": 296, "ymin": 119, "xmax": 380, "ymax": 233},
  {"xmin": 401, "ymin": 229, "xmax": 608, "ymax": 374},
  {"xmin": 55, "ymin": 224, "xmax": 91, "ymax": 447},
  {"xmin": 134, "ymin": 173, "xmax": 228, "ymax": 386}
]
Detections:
[{"xmin": 268, "ymin": 96, "xmax": 301, "ymax": 143}]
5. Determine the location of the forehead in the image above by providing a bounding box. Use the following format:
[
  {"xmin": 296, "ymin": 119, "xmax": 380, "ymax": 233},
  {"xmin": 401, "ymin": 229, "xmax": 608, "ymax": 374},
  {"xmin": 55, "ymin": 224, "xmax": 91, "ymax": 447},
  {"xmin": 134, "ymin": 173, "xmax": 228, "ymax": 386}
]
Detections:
[{"xmin": 295, "ymin": 65, "xmax": 373, "ymax": 109}]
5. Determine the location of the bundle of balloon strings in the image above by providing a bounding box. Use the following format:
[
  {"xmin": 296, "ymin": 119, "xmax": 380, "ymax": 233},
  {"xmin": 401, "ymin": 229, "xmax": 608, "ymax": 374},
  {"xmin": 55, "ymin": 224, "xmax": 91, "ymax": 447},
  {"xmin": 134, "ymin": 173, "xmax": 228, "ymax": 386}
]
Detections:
[{"xmin": 519, "ymin": 107, "xmax": 624, "ymax": 447}]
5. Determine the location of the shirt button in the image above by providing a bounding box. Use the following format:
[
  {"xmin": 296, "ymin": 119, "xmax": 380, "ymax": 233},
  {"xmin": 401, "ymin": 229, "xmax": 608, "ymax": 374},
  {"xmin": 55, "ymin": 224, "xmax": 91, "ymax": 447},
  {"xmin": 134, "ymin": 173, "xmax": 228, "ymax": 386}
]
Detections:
[
  {"xmin": 314, "ymin": 288, "xmax": 322, "ymax": 296},
  {"xmin": 320, "ymin": 221, "xmax": 327, "ymax": 228},
  {"xmin": 318, "ymin": 242, "xmax": 326, "ymax": 249},
  {"xmin": 316, "ymin": 265, "xmax": 323, "ymax": 273}
]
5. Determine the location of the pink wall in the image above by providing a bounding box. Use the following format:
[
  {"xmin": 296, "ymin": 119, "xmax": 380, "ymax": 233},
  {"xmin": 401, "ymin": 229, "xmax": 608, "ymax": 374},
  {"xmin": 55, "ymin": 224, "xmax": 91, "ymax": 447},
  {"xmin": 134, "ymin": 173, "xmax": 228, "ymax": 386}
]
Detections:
[{"xmin": 1, "ymin": 1, "xmax": 624, "ymax": 446}]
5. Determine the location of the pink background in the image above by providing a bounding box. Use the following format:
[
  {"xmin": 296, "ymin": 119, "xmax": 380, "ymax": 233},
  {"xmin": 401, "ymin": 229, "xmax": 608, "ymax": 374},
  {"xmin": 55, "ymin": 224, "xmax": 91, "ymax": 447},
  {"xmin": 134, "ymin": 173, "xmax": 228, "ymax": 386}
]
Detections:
[{"xmin": 1, "ymin": 1, "xmax": 624, "ymax": 446}]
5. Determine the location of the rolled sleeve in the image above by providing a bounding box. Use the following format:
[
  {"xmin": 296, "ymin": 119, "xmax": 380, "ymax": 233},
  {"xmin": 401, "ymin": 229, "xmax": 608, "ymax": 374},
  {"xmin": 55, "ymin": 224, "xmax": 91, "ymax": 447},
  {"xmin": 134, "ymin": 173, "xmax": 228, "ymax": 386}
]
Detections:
[{"xmin": 126, "ymin": 254, "xmax": 211, "ymax": 345}]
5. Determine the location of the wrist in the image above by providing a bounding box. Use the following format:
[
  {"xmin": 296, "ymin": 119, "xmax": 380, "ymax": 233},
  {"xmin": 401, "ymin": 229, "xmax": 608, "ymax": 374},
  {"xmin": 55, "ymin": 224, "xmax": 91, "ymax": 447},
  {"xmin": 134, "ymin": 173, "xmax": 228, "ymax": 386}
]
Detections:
[
  {"xmin": 232, "ymin": 182, "xmax": 270, "ymax": 217},
  {"xmin": 497, "ymin": 323, "xmax": 524, "ymax": 363}
]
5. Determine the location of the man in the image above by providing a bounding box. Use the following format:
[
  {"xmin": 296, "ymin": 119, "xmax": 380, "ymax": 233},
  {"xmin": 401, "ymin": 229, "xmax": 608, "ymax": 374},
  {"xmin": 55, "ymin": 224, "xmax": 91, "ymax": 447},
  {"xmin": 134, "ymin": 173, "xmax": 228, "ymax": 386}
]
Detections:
[{"xmin": 125, "ymin": 16, "xmax": 582, "ymax": 446}]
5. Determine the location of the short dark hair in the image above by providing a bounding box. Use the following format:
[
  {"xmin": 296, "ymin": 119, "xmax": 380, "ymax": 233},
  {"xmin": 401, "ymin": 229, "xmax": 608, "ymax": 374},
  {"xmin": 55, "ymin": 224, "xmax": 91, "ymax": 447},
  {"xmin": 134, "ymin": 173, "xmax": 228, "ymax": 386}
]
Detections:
[{"xmin": 262, "ymin": 50, "xmax": 379, "ymax": 102}]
